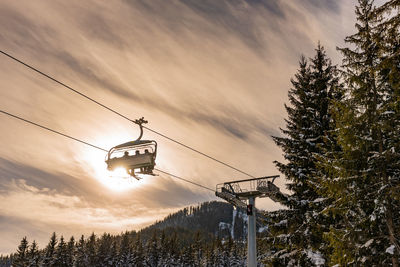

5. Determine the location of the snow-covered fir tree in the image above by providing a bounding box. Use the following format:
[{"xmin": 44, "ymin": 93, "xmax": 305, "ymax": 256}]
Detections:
[
  {"xmin": 27, "ymin": 240, "xmax": 40, "ymax": 267},
  {"xmin": 97, "ymin": 233, "xmax": 113, "ymax": 267},
  {"xmin": 180, "ymin": 244, "xmax": 195, "ymax": 267},
  {"xmin": 86, "ymin": 233, "xmax": 98, "ymax": 266},
  {"xmin": 13, "ymin": 237, "xmax": 29, "ymax": 267},
  {"xmin": 0, "ymin": 255, "xmax": 11, "ymax": 267},
  {"xmin": 53, "ymin": 236, "xmax": 69, "ymax": 267},
  {"xmin": 65, "ymin": 237, "xmax": 75, "ymax": 267},
  {"xmin": 74, "ymin": 235, "xmax": 86, "ymax": 267},
  {"xmin": 192, "ymin": 231, "xmax": 203, "ymax": 266},
  {"xmin": 267, "ymin": 44, "xmax": 341, "ymax": 266},
  {"xmin": 321, "ymin": 0, "xmax": 400, "ymax": 265},
  {"xmin": 118, "ymin": 232, "xmax": 134, "ymax": 267},
  {"xmin": 146, "ymin": 231, "xmax": 159, "ymax": 266},
  {"xmin": 166, "ymin": 231, "xmax": 181, "ymax": 266},
  {"xmin": 41, "ymin": 232, "xmax": 57, "ymax": 267},
  {"xmin": 229, "ymin": 240, "xmax": 245, "ymax": 267},
  {"xmin": 132, "ymin": 232, "xmax": 145, "ymax": 266}
]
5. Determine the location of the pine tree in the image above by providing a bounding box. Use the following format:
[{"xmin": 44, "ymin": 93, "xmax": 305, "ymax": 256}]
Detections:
[
  {"xmin": 0, "ymin": 255, "xmax": 11, "ymax": 267},
  {"xmin": 269, "ymin": 44, "xmax": 341, "ymax": 265},
  {"xmin": 221, "ymin": 236, "xmax": 233, "ymax": 266},
  {"xmin": 74, "ymin": 235, "xmax": 86, "ymax": 267},
  {"xmin": 107, "ymin": 239, "xmax": 118, "ymax": 267},
  {"xmin": 166, "ymin": 231, "xmax": 180, "ymax": 265},
  {"xmin": 180, "ymin": 244, "xmax": 195, "ymax": 267},
  {"xmin": 118, "ymin": 232, "xmax": 133, "ymax": 266},
  {"xmin": 213, "ymin": 237, "xmax": 225, "ymax": 267},
  {"xmin": 86, "ymin": 233, "xmax": 97, "ymax": 266},
  {"xmin": 377, "ymin": 2, "xmax": 400, "ymax": 262},
  {"xmin": 65, "ymin": 236, "xmax": 75, "ymax": 267},
  {"xmin": 27, "ymin": 240, "xmax": 40, "ymax": 267},
  {"xmin": 192, "ymin": 231, "xmax": 203, "ymax": 266},
  {"xmin": 322, "ymin": 0, "xmax": 400, "ymax": 265},
  {"xmin": 146, "ymin": 231, "xmax": 159, "ymax": 267},
  {"xmin": 204, "ymin": 240, "xmax": 216, "ymax": 267},
  {"xmin": 13, "ymin": 237, "xmax": 29, "ymax": 267},
  {"xmin": 53, "ymin": 236, "xmax": 68, "ymax": 267},
  {"xmin": 132, "ymin": 233, "xmax": 144, "ymax": 267},
  {"xmin": 97, "ymin": 233, "xmax": 113, "ymax": 267},
  {"xmin": 229, "ymin": 241, "xmax": 244, "ymax": 267},
  {"xmin": 41, "ymin": 232, "xmax": 57, "ymax": 267},
  {"xmin": 157, "ymin": 230, "xmax": 169, "ymax": 266}
]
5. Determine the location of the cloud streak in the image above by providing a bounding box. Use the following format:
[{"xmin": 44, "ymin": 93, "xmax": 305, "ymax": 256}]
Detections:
[
  {"xmin": 0, "ymin": 0, "xmax": 355, "ymax": 254},
  {"xmin": 0, "ymin": 157, "xmax": 211, "ymax": 253}
]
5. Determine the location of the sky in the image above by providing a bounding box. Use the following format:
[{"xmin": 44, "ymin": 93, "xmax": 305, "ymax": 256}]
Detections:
[{"xmin": 0, "ymin": 0, "xmax": 358, "ymax": 254}]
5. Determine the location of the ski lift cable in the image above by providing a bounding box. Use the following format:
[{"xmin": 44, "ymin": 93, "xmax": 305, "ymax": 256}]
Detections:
[
  {"xmin": 142, "ymin": 126, "xmax": 256, "ymax": 178},
  {"xmin": 154, "ymin": 169, "xmax": 214, "ymax": 192},
  {"xmin": 0, "ymin": 50, "xmax": 256, "ymax": 179},
  {"xmin": 0, "ymin": 109, "xmax": 271, "ymax": 227},
  {"xmin": 0, "ymin": 109, "xmax": 214, "ymax": 192},
  {"xmin": 0, "ymin": 110, "xmax": 108, "ymax": 152}
]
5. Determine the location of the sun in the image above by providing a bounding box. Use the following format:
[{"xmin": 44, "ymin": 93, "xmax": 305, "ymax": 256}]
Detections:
[{"xmin": 81, "ymin": 148, "xmax": 147, "ymax": 192}]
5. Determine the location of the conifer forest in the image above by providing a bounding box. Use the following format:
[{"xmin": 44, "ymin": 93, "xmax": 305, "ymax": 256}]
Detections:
[{"xmin": 1, "ymin": 0, "xmax": 400, "ymax": 266}]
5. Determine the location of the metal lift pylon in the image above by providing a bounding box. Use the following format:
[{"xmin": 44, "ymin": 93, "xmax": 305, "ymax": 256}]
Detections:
[{"xmin": 215, "ymin": 175, "xmax": 287, "ymax": 267}]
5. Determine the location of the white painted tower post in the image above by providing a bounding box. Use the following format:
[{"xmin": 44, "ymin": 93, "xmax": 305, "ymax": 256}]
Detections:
[
  {"xmin": 247, "ymin": 196, "xmax": 256, "ymax": 267},
  {"xmin": 215, "ymin": 176, "xmax": 283, "ymax": 267}
]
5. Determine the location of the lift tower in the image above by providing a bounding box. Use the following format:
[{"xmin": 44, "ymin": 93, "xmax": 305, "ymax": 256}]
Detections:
[{"xmin": 215, "ymin": 175, "xmax": 287, "ymax": 267}]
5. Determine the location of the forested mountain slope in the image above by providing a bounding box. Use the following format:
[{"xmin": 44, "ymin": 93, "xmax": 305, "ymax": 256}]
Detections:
[{"xmin": 0, "ymin": 201, "xmax": 263, "ymax": 267}]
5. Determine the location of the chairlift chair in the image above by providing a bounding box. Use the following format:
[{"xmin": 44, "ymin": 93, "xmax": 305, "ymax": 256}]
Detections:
[{"xmin": 105, "ymin": 118, "xmax": 157, "ymax": 179}]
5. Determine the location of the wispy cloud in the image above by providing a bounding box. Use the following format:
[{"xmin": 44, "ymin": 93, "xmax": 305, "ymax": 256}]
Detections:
[{"xmin": 0, "ymin": 0, "xmax": 355, "ymax": 254}]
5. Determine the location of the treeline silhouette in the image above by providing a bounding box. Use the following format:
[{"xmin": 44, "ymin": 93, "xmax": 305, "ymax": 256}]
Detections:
[{"xmin": 0, "ymin": 202, "xmax": 252, "ymax": 267}]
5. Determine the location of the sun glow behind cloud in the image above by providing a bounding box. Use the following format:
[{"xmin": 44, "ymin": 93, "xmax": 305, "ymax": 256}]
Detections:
[{"xmin": 80, "ymin": 145, "xmax": 151, "ymax": 192}]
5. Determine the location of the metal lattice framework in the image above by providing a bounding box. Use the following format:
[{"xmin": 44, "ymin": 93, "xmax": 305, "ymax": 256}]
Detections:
[
  {"xmin": 215, "ymin": 175, "xmax": 287, "ymax": 207},
  {"xmin": 215, "ymin": 175, "xmax": 287, "ymax": 267}
]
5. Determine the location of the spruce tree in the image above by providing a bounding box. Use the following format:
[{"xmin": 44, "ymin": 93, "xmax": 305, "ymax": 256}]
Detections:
[
  {"xmin": 221, "ymin": 236, "xmax": 233, "ymax": 266},
  {"xmin": 65, "ymin": 236, "xmax": 75, "ymax": 267},
  {"xmin": 53, "ymin": 236, "xmax": 68, "ymax": 267},
  {"xmin": 180, "ymin": 244, "xmax": 195, "ymax": 267},
  {"xmin": 86, "ymin": 233, "xmax": 97, "ymax": 266},
  {"xmin": 118, "ymin": 232, "xmax": 133, "ymax": 266},
  {"xmin": 132, "ymin": 233, "xmax": 144, "ymax": 267},
  {"xmin": 74, "ymin": 235, "xmax": 86, "ymax": 267},
  {"xmin": 229, "ymin": 241, "xmax": 242, "ymax": 267},
  {"xmin": 107, "ymin": 239, "xmax": 118, "ymax": 267},
  {"xmin": 322, "ymin": 0, "xmax": 400, "ymax": 265},
  {"xmin": 97, "ymin": 233, "xmax": 113, "ymax": 267},
  {"xmin": 27, "ymin": 240, "xmax": 40, "ymax": 267},
  {"xmin": 13, "ymin": 237, "xmax": 29, "ymax": 267},
  {"xmin": 377, "ymin": 2, "xmax": 400, "ymax": 260},
  {"xmin": 166, "ymin": 231, "xmax": 180, "ymax": 265},
  {"xmin": 146, "ymin": 232, "xmax": 159, "ymax": 267},
  {"xmin": 269, "ymin": 44, "xmax": 341, "ymax": 265},
  {"xmin": 41, "ymin": 232, "xmax": 57, "ymax": 266},
  {"xmin": 192, "ymin": 231, "xmax": 203, "ymax": 266},
  {"xmin": 0, "ymin": 255, "xmax": 11, "ymax": 267},
  {"xmin": 205, "ymin": 240, "xmax": 216, "ymax": 267},
  {"xmin": 158, "ymin": 230, "xmax": 170, "ymax": 266},
  {"xmin": 213, "ymin": 237, "xmax": 225, "ymax": 267}
]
